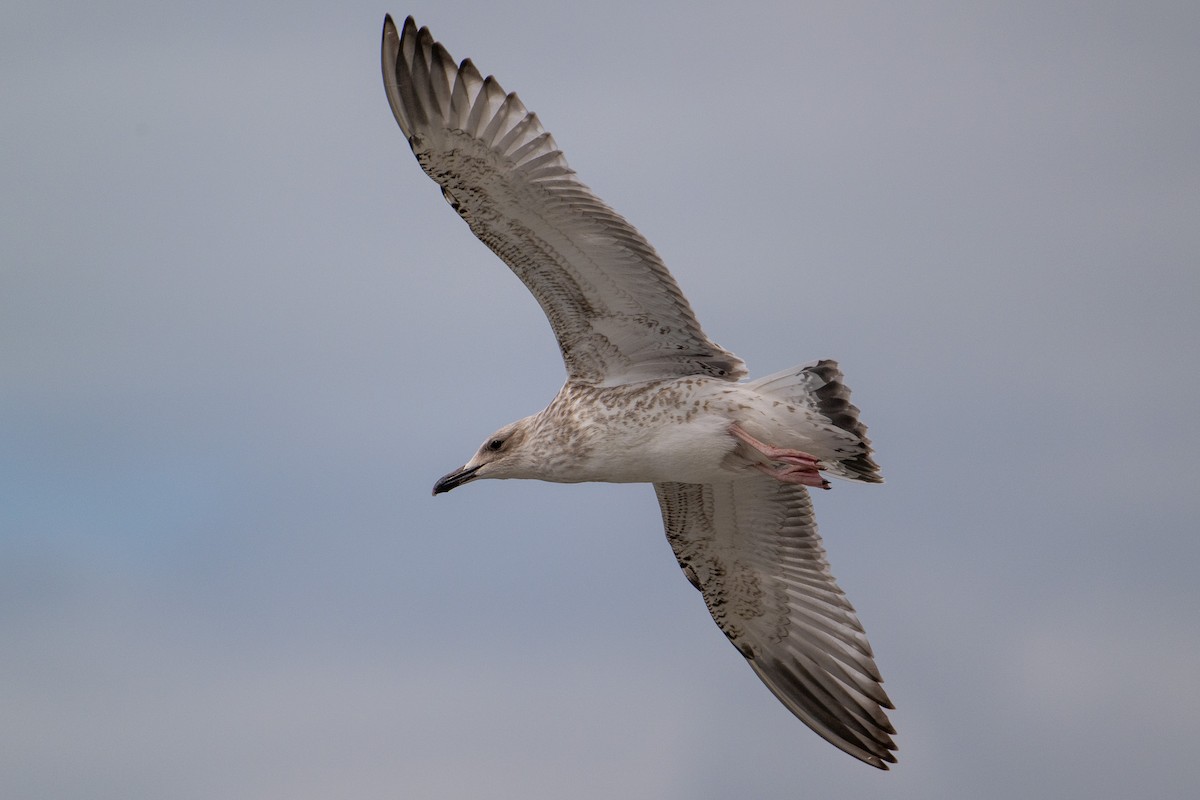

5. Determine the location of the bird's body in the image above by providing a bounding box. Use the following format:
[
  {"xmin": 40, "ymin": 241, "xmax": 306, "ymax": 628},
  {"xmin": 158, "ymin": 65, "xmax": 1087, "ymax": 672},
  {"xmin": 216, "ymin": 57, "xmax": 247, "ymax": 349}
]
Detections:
[
  {"xmin": 460, "ymin": 371, "xmax": 877, "ymax": 487},
  {"xmin": 499, "ymin": 378, "xmax": 747, "ymax": 486},
  {"xmin": 382, "ymin": 15, "xmax": 897, "ymax": 769}
]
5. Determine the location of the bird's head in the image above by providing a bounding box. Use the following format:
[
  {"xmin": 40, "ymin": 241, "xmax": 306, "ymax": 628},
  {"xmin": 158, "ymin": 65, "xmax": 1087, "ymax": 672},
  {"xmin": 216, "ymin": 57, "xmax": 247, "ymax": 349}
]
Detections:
[{"xmin": 431, "ymin": 418, "xmax": 537, "ymax": 495}]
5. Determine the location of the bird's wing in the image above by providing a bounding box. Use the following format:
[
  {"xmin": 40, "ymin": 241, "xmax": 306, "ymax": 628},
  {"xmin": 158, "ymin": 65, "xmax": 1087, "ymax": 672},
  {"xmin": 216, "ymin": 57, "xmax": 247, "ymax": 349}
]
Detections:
[
  {"xmin": 653, "ymin": 478, "xmax": 897, "ymax": 769},
  {"xmin": 381, "ymin": 15, "xmax": 745, "ymax": 387}
]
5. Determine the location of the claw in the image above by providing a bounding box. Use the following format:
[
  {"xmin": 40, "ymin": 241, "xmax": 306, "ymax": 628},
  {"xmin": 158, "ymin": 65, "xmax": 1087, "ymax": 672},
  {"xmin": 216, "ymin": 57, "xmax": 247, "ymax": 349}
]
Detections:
[{"xmin": 753, "ymin": 462, "xmax": 831, "ymax": 489}]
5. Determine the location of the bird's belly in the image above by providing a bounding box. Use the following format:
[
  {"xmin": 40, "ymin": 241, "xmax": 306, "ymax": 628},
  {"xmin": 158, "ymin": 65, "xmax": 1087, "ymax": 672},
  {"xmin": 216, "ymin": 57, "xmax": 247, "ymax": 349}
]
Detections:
[{"xmin": 576, "ymin": 413, "xmax": 740, "ymax": 484}]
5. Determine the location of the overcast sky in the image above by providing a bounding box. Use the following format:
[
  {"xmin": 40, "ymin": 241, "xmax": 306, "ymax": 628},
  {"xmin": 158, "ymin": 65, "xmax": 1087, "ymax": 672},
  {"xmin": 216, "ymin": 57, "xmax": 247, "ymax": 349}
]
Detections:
[{"xmin": 3, "ymin": 1, "xmax": 1199, "ymax": 798}]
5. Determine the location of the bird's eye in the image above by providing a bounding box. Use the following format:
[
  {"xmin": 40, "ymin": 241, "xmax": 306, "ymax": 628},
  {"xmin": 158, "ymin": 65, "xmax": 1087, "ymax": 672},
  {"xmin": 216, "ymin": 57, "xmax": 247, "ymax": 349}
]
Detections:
[{"xmin": 486, "ymin": 438, "xmax": 504, "ymax": 452}]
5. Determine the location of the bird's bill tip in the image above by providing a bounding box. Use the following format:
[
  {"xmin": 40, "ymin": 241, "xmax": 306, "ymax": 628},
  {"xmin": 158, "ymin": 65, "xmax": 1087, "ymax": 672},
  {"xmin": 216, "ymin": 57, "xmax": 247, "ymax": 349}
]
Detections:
[{"xmin": 432, "ymin": 464, "xmax": 479, "ymax": 495}]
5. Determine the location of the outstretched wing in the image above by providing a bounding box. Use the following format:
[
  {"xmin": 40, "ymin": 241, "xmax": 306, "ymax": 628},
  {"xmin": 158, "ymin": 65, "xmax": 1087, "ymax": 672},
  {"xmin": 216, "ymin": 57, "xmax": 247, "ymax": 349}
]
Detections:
[
  {"xmin": 381, "ymin": 15, "xmax": 745, "ymax": 387},
  {"xmin": 654, "ymin": 478, "xmax": 897, "ymax": 769}
]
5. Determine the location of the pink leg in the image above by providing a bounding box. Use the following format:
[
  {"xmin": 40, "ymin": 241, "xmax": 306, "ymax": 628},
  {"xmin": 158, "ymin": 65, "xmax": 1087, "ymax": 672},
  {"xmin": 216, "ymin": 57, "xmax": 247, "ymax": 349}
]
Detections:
[{"xmin": 730, "ymin": 423, "xmax": 831, "ymax": 490}]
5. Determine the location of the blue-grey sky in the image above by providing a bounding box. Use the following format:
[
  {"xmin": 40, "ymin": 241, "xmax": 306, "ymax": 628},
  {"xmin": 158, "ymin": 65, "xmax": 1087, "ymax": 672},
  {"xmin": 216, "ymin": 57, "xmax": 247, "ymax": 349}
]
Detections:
[{"xmin": 4, "ymin": 1, "xmax": 1199, "ymax": 798}]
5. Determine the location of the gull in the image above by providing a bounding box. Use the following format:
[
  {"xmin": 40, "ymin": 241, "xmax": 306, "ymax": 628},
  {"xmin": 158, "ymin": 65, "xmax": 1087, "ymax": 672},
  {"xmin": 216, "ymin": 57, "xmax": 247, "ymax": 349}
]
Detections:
[{"xmin": 381, "ymin": 15, "xmax": 897, "ymax": 769}]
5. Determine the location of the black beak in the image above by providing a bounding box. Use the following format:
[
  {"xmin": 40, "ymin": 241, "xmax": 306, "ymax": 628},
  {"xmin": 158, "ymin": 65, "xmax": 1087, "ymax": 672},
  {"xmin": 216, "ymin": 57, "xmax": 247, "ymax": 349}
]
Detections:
[{"xmin": 432, "ymin": 464, "xmax": 479, "ymax": 496}]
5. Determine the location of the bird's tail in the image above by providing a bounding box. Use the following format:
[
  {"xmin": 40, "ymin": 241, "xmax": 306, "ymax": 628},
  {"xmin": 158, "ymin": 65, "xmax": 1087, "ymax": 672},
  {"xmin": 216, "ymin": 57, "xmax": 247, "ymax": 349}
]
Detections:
[{"xmin": 747, "ymin": 359, "xmax": 883, "ymax": 483}]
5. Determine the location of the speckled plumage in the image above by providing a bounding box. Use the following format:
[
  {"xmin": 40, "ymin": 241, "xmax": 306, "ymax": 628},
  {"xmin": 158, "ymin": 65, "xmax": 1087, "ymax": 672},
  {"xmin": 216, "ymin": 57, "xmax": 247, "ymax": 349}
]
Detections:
[{"xmin": 382, "ymin": 15, "xmax": 895, "ymax": 769}]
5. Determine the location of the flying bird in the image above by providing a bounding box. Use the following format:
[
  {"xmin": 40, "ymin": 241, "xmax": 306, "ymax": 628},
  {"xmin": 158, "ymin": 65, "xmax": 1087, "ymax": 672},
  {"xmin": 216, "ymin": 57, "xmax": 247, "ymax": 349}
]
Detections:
[{"xmin": 381, "ymin": 14, "xmax": 896, "ymax": 769}]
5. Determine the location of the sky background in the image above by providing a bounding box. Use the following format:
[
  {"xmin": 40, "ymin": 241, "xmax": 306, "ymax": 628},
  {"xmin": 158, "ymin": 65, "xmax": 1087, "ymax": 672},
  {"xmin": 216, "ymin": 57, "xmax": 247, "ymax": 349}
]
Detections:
[{"xmin": 4, "ymin": 1, "xmax": 1199, "ymax": 798}]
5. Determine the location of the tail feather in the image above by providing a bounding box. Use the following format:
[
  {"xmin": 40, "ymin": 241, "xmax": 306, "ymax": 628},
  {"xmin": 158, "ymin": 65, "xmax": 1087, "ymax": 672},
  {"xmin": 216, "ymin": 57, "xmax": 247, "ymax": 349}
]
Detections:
[{"xmin": 749, "ymin": 360, "xmax": 882, "ymax": 483}]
